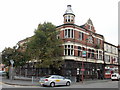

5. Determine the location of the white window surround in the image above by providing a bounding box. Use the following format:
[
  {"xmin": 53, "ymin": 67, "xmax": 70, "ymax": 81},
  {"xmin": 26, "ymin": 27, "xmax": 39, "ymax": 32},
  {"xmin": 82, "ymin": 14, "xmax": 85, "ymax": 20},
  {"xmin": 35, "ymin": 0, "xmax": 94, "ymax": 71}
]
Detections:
[
  {"xmin": 64, "ymin": 15, "xmax": 74, "ymax": 22},
  {"xmin": 64, "ymin": 45, "xmax": 74, "ymax": 56},
  {"xmin": 63, "ymin": 43, "xmax": 103, "ymax": 60},
  {"xmin": 104, "ymin": 43, "xmax": 118, "ymax": 55},
  {"xmin": 61, "ymin": 28, "xmax": 103, "ymax": 40},
  {"xmin": 62, "ymin": 42, "xmax": 103, "ymax": 51},
  {"xmin": 88, "ymin": 24, "xmax": 92, "ymax": 30},
  {"xmin": 104, "ymin": 53, "xmax": 118, "ymax": 64},
  {"xmin": 88, "ymin": 36, "xmax": 94, "ymax": 44},
  {"xmin": 79, "ymin": 32, "xmax": 84, "ymax": 40},
  {"xmin": 61, "ymin": 27, "xmax": 89, "ymax": 35},
  {"xmin": 56, "ymin": 35, "xmax": 60, "ymax": 39},
  {"xmin": 97, "ymin": 38, "xmax": 100, "ymax": 45},
  {"xmin": 64, "ymin": 29, "xmax": 74, "ymax": 38},
  {"xmin": 105, "ymin": 52, "xmax": 118, "ymax": 58},
  {"xmin": 116, "ymin": 48, "xmax": 118, "ymax": 54}
]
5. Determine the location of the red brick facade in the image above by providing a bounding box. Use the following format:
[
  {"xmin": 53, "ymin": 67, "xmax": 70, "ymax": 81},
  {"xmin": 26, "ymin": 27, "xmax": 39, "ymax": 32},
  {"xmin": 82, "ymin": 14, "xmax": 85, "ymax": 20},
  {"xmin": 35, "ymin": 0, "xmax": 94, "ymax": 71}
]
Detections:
[
  {"xmin": 15, "ymin": 5, "xmax": 118, "ymax": 80},
  {"xmin": 56, "ymin": 5, "xmax": 105, "ymax": 79},
  {"xmin": 57, "ymin": 24, "xmax": 104, "ymax": 61}
]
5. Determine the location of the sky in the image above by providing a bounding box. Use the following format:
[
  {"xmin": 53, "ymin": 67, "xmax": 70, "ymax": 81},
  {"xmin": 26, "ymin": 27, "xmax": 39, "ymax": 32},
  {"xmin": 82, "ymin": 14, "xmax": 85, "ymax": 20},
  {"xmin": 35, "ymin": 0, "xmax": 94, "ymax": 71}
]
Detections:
[{"xmin": 0, "ymin": 0, "xmax": 119, "ymax": 52}]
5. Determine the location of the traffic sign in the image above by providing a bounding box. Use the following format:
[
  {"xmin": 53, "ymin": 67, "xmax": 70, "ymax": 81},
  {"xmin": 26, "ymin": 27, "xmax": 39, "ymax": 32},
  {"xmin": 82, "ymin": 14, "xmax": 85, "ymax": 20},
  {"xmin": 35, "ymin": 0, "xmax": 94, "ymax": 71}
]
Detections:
[
  {"xmin": 82, "ymin": 51, "xmax": 86, "ymax": 57},
  {"xmin": 10, "ymin": 60, "xmax": 14, "ymax": 65}
]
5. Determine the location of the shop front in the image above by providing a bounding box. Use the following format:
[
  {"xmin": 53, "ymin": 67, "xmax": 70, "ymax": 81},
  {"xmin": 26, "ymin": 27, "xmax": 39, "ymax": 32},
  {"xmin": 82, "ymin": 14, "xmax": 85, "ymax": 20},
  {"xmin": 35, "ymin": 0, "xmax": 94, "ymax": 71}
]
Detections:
[
  {"xmin": 62, "ymin": 60, "xmax": 104, "ymax": 82},
  {"xmin": 104, "ymin": 65, "xmax": 118, "ymax": 79}
]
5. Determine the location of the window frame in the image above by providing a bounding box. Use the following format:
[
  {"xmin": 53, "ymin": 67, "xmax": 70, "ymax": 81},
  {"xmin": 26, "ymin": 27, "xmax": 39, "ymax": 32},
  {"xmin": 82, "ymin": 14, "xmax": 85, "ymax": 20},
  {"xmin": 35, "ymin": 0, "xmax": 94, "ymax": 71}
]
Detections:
[
  {"xmin": 64, "ymin": 29, "xmax": 74, "ymax": 39},
  {"xmin": 64, "ymin": 45, "xmax": 74, "ymax": 56}
]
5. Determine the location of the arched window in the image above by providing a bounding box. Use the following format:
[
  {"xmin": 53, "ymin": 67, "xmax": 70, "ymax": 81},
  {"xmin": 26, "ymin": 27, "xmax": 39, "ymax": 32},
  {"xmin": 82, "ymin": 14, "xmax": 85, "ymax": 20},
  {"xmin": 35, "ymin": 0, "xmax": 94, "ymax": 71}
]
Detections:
[
  {"xmin": 68, "ymin": 16, "xmax": 70, "ymax": 22},
  {"xmin": 91, "ymin": 50, "xmax": 95, "ymax": 59},
  {"xmin": 78, "ymin": 46, "xmax": 81, "ymax": 56},
  {"xmin": 88, "ymin": 49, "xmax": 91, "ymax": 58}
]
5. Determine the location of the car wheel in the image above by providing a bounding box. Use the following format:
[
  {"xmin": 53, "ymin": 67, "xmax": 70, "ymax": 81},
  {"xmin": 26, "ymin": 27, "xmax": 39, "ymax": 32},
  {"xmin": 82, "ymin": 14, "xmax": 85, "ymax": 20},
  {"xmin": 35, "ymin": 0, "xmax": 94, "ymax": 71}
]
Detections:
[
  {"xmin": 42, "ymin": 84, "xmax": 45, "ymax": 87},
  {"xmin": 50, "ymin": 82, "xmax": 55, "ymax": 87},
  {"xmin": 66, "ymin": 81, "xmax": 70, "ymax": 86}
]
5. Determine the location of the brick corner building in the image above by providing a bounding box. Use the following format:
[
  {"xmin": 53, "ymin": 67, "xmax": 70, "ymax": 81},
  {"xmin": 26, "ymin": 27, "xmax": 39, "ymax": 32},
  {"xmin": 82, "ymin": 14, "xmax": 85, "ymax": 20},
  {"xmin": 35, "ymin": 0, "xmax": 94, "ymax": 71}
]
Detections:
[
  {"xmin": 56, "ymin": 5, "xmax": 105, "ymax": 81},
  {"xmin": 15, "ymin": 5, "xmax": 119, "ymax": 82}
]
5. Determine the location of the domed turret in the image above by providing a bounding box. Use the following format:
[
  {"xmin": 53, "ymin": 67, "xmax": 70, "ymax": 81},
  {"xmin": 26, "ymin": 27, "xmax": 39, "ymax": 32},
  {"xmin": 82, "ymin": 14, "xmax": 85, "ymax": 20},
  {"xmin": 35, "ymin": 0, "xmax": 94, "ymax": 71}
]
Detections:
[{"xmin": 63, "ymin": 5, "xmax": 75, "ymax": 24}]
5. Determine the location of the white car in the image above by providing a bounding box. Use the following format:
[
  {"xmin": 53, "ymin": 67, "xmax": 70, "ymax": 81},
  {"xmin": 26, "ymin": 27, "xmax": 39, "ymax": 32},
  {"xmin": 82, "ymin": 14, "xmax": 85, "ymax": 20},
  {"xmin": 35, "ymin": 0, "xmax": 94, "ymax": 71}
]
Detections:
[
  {"xmin": 39, "ymin": 75, "xmax": 71, "ymax": 87},
  {"xmin": 111, "ymin": 73, "xmax": 120, "ymax": 81},
  {"xmin": 0, "ymin": 71, "xmax": 6, "ymax": 76}
]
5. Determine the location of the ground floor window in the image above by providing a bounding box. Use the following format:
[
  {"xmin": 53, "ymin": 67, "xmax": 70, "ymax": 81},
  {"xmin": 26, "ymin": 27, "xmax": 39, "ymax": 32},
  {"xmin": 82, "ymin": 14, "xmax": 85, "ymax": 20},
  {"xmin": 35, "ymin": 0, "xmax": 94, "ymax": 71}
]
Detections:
[{"xmin": 15, "ymin": 60, "xmax": 105, "ymax": 81}]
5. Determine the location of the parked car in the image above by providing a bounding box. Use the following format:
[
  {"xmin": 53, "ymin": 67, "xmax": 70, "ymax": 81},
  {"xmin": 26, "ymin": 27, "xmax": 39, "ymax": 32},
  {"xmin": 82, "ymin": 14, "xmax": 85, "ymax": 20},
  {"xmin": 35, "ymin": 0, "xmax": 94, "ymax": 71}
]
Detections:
[
  {"xmin": 0, "ymin": 71, "xmax": 6, "ymax": 76},
  {"xmin": 111, "ymin": 73, "xmax": 120, "ymax": 81},
  {"xmin": 39, "ymin": 75, "xmax": 71, "ymax": 87}
]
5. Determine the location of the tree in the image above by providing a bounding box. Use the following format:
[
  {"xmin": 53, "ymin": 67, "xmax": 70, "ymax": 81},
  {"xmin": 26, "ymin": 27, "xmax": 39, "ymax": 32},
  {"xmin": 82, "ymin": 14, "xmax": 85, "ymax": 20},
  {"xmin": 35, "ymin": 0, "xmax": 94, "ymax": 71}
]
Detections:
[
  {"xmin": 2, "ymin": 47, "xmax": 13, "ymax": 66},
  {"xmin": 2, "ymin": 47, "xmax": 30, "ymax": 67},
  {"xmin": 26, "ymin": 22, "xmax": 63, "ymax": 69}
]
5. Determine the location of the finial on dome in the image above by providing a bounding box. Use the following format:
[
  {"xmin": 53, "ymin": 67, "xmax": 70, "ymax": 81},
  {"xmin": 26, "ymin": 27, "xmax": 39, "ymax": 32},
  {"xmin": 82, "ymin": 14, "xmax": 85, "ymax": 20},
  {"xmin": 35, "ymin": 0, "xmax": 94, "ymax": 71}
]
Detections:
[{"xmin": 64, "ymin": 5, "xmax": 75, "ymax": 16}]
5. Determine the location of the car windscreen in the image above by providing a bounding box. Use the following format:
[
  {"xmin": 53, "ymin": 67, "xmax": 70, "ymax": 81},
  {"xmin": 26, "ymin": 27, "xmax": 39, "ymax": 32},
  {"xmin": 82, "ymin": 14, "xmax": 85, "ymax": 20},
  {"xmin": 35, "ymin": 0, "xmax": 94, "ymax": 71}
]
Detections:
[
  {"xmin": 43, "ymin": 75, "xmax": 51, "ymax": 78},
  {"xmin": 112, "ymin": 75, "xmax": 116, "ymax": 77}
]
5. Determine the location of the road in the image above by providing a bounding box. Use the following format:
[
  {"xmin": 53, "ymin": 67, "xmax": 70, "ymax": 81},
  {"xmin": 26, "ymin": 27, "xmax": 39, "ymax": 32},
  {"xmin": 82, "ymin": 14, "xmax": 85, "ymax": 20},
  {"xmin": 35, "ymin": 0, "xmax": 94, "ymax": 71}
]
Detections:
[
  {"xmin": 0, "ymin": 80, "xmax": 119, "ymax": 88},
  {"xmin": 67, "ymin": 81, "xmax": 119, "ymax": 88}
]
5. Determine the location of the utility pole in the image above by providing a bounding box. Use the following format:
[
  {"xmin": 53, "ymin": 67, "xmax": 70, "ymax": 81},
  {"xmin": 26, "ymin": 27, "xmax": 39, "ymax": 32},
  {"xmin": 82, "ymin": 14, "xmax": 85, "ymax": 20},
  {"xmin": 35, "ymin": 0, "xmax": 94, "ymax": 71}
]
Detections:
[{"xmin": 81, "ymin": 60, "xmax": 84, "ymax": 83}]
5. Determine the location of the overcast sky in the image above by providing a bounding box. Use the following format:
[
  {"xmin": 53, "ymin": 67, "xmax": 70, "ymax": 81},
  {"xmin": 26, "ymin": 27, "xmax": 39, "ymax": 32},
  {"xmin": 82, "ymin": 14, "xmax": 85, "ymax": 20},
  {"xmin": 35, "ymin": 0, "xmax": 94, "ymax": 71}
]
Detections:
[{"xmin": 0, "ymin": 0, "xmax": 119, "ymax": 52}]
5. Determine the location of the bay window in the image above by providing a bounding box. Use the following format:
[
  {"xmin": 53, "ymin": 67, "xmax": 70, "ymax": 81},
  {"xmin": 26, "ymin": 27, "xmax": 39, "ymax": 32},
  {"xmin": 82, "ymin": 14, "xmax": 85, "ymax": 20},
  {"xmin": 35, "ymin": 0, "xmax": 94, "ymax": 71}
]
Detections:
[{"xmin": 64, "ymin": 29, "xmax": 74, "ymax": 38}]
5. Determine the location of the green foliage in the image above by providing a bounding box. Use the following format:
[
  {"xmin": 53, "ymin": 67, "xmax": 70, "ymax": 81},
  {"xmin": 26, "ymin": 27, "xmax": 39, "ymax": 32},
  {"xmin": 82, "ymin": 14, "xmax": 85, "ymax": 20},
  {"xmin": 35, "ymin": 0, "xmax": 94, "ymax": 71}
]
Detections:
[
  {"xmin": 2, "ymin": 22, "xmax": 63, "ymax": 69},
  {"xmin": 2, "ymin": 47, "xmax": 13, "ymax": 66},
  {"xmin": 2, "ymin": 47, "xmax": 30, "ymax": 67},
  {"xmin": 26, "ymin": 22, "xmax": 63, "ymax": 68}
]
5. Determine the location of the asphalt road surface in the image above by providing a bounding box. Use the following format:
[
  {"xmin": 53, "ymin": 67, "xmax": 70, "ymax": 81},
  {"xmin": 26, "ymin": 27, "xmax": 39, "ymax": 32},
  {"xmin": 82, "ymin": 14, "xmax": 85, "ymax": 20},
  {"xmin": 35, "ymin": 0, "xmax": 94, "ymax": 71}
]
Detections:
[{"xmin": 0, "ymin": 80, "xmax": 119, "ymax": 88}]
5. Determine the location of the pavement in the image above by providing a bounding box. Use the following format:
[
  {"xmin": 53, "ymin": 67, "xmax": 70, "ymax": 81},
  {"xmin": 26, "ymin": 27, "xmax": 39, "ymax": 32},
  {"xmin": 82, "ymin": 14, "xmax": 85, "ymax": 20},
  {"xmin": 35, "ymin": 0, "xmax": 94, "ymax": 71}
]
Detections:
[
  {"xmin": 1, "ymin": 76, "xmax": 111, "ymax": 86},
  {"xmin": 1, "ymin": 76, "xmax": 40, "ymax": 86}
]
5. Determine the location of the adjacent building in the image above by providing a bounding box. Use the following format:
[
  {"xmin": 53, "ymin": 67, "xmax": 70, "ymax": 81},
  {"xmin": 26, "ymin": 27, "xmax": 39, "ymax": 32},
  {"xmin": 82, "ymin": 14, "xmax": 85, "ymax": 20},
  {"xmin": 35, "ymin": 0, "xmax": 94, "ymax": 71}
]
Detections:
[
  {"xmin": 16, "ymin": 37, "xmax": 30, "ymax": 52},
  {"xmin": 118, "ymin": 45, "xmax": 120, "ymax": 74},
  {"xmin": 104, "ymin": 42, "xmax": 118, "ymax": 78}
]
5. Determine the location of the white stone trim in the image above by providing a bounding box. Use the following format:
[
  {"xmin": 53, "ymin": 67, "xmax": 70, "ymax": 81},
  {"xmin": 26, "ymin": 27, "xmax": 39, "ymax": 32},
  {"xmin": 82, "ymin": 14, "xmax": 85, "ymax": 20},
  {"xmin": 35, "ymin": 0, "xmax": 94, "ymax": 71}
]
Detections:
[
  {"xmin": 62, "ymin": 56, "xmax": 104, "ymax": 64},
  {"xmin": 96, "ymin": 60, "xmax": 104, "ymax": 64},
  {"xmin": 61, "ymin": 27, "xmax": 103, "ymax": 40},
  {"xmin": 105, "ymin": 52, "xmax": 118, "ymax": 57},
  {"xmin": 61, "ymin": 27, "xmax": 89, "ymax": 35},
  {"xmin": 62, "ymin": 42, "xmax": 103, "ymax": 51}
]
